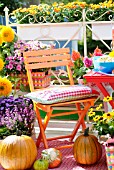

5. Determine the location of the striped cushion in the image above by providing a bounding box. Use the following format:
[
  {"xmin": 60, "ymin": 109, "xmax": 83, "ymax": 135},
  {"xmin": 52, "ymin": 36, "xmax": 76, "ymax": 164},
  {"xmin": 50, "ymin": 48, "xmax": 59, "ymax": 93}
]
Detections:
[{"xmin": 25, "ymin": 85, "xmax": 99, "ymax": 104}]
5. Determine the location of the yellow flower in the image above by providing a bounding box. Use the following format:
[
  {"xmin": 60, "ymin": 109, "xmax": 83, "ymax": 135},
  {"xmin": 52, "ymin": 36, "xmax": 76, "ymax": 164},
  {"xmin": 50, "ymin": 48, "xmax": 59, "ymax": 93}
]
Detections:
[
  {"xmin": 103, "ymin": 96, "xmax": 112, "ymax": 102},
  {"xmin": 96, "ymin": 103, "xmax": 103, "ymax": 110},
  {"xmin": 99, "ymin": 116, "xmax": 104, "ymax": 122},
  {"xmin": 93, "ymin": 115, "xmax": 101, "ymax": 122},
  {"xmin": 52, "ymin": 2, "xmax": 58, "ymax": 7},
  {"xmin": 88, "ymin": 111, "xmax": 95, "ymax": 117},
  {"xmin": 1, "ymin": 26, "xmax": 15, "ymax": 43},
  {"xmin": 103, "ymin": 112, "xmax": 112, "ymax": 120},
  {"xmin": 0, "ymin": 58, "xmax": 4, "ymax": 71},
  {"xmin": 54, "ymin": 7, "xmax": 61, "ymax": 12},
  {"xmin": 0, "ymin": 77, "xmax": 12, "ymax": 96},
  {"xmin": 110, "ymin": 110, "xmax": 114, "ymax": 116},
  {"xmin": 0, "ymin": 34, "xmax": 3, "ymax": 45},
  {"xmin": 109, "ymin": 51, "xmax": 114, "ymax": 58}
]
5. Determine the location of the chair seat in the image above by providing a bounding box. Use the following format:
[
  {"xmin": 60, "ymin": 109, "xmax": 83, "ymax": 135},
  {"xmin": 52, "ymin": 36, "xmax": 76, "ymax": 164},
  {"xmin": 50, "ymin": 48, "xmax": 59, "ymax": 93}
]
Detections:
[{"xmin": 25, "ymin": 85, "xmax": 99, "ymax": 104}]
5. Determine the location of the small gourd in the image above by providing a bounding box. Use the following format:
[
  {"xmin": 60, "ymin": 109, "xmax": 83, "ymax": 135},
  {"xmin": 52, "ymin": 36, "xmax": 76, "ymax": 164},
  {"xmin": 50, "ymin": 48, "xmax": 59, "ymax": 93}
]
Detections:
[
  {"xmin": 73, "ymin": 127, "xmax": 102, "ymax": 165},
  {"xmin": 41, "ymin": 148, "xmax": 62, "ymax": 168},
  {"xmin": 0, "ymin": 131, "xmax": 37, "ymax": 170}
]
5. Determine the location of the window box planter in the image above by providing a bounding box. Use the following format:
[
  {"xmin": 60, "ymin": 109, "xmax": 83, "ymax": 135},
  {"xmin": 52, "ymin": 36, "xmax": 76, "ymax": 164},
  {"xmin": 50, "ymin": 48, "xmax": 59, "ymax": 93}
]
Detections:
[
  {"xmin": 92, "ymin": 22, "xmax": 114, "ymax": 40},
  {"xmin": 16, "ymin": 22, "xmax": 82, "ymax": 41}
]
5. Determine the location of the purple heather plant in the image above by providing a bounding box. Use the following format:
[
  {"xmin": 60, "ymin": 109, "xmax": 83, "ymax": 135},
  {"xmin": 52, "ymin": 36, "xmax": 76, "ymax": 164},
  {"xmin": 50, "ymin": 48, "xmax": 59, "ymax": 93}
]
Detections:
[{"xmin": 0, "ymin": 96, "xmax": 36, "ymax": 139}]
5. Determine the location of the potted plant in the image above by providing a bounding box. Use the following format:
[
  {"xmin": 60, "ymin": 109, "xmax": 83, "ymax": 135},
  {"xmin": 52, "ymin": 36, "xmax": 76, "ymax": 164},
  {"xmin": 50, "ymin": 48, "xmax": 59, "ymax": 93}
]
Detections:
[
  {"xmin": 0, "ymin": 95, "xmax": 36, "ymax": 139},
  {"xmin": 88, "ymin": 96, "xmax": 114, "ymax": 140},
  {"xmin": 0, "ymin": 58, "xmax": 36, "ymax": 140},
  {"xmin": 1, "ymin": 37, "xmax": 55, "ymax": 91},
  {"xmin": 71, "ymin": 50, "xmax": 93, "ymax": 84},
  {"xmin": 88, "ymin": 96, "xmax": 114, "ymax": 169}
]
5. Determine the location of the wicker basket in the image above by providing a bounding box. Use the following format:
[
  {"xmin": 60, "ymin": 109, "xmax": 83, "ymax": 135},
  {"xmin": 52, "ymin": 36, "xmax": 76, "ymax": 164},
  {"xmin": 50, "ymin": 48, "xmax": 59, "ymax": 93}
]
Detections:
[
  {"xmin": 10, "ymin": 70, "xmax": 51, "ymax": 89},
  {"xmin": 105, "ymin": 138, "xmax": 114, "ymax": 170}
]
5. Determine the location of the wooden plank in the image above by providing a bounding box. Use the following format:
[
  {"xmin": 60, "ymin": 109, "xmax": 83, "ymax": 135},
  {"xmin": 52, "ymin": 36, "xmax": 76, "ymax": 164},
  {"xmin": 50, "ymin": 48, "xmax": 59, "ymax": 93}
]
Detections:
[
  {"xmin": 25, "ymin": 60, "xmax": 70, "ymax": 69},
  {"xmin": 23, "ymin": 48, "xmax": 70, "ymax": 57},
  {"xmin": 24, "ymin": 54, "xmax": 71, "ymax": 63}
]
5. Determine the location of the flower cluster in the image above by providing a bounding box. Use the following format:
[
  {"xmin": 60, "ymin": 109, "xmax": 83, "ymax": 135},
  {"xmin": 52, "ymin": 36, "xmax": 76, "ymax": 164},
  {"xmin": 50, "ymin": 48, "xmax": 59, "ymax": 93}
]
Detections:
[
  {"xmin": 0, "ymin": 96, "xmax": 36, "ymax": 139},
  {"xmin": 11, "ymin": 1, "xmax": 114, "ymax": 23},
  {"xmin": 88, "ymin": 0, "xmax": 114, "ymax": 21},
  {"xmin": 12, "ymin": 2, "xmax": 87, "ymax": 24},
  {"xmin": 72, "ymin": 50, "xmax": 93, "ymax": 83},
  {"xmin": 88, "ymin": 96, "xmax": 114, "ymax": 137},
  {"xmin": 3, "ymin": 40, "xmax": 55, "ymax": 75}
]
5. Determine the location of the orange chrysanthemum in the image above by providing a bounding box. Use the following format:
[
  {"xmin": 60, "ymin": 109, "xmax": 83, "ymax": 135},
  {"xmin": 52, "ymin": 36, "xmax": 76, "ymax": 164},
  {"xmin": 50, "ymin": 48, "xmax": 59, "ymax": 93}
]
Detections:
[
  {"xmin": 1, "ymin": 26, "xmax": 15, "ymax": 43},
  {"xmin": 0, "ymin": 77, "xmax": 12, "ymax": 96}
]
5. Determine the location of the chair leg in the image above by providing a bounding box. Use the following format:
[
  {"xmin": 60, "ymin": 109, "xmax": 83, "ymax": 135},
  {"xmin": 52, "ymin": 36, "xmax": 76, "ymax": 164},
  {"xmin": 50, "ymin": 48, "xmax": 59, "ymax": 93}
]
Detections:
[
  {"xmin": 75, "ymin": 103, "xmax": 86, "ymax": 130},
  {"xmin": 36, "ymin": 106, "xmax": 53, "ymax": 148},
  {"xmin": 70, "ymin": 101, "xmax": 92, "ymax": 142},
  {"xmin": 35, "ymin": 106, "xmax": 48, "ymax": 148}
]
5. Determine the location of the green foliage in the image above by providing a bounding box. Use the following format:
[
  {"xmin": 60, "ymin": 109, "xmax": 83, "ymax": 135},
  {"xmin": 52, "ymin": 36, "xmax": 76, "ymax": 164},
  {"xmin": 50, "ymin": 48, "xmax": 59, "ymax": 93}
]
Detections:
[
  {"xmin": 40, "ymin": 0, "xmax": 73, "ymax": 5},
  {"xmin": 0, "ymin": 0, "xmax": 29, "ymax": 15}
]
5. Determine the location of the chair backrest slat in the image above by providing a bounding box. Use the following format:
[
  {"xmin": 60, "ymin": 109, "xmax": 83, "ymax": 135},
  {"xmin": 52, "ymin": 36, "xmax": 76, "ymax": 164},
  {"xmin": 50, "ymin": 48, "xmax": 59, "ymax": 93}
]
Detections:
[
  {"xmin": 24, "ymin": 48, "xmax": 70, "ymax": 56},
  {"xmin": 23, "ymin": 48, "xmax": 74, "ymax": 92},
  {"xmin": 25, "ymin": 60, "xmax": 71, "ymax": 70},
  {"xmin": 24, "ymin": 54, "xmax": 71, "ymax": 64}
]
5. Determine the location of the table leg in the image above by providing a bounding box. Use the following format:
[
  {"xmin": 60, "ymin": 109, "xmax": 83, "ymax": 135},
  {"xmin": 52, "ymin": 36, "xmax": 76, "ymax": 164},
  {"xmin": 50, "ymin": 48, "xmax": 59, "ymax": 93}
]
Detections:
[
  {"xmin": 96, "ymin": 83, "xmax": 114, "ymax": 109},
  {"xmin": 110, "ymin": 83, "xmax": 114, "ymax": 90}
]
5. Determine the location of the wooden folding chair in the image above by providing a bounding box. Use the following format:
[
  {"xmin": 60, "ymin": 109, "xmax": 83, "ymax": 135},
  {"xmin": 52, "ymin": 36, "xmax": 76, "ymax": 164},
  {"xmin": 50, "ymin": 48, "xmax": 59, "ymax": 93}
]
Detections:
[{"xmin": 23, "ymin": 48, "xmax": 98, "ymax": 149}]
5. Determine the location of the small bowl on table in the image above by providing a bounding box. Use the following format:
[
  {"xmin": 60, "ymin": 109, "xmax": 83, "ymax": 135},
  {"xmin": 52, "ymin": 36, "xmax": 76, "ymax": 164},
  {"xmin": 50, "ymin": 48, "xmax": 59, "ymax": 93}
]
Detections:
[{"xmin": 92, "ymin": 55, "xmax": 114, "ymax": 74}]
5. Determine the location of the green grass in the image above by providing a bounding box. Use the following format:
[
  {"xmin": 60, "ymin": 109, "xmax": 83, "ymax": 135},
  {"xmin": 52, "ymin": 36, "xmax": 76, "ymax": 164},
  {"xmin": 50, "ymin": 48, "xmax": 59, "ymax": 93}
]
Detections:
[{"xmin": 40, "ymin": 110, "xmax": 79, "ymax": 120}]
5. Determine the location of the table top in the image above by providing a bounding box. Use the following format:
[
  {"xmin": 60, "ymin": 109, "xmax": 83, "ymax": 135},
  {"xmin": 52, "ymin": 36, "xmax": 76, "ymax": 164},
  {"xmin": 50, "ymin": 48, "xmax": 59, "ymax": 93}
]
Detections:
[{"xmin": 84, "ymin": 71, "xmax": 114, "ymax": 83}]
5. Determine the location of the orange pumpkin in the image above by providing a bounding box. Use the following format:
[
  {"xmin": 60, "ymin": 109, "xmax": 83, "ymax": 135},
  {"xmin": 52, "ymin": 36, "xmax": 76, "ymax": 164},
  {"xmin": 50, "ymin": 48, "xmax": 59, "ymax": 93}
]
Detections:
[
  {"xmin": 41, "ymin": 148, "xmax": 62, "ymax": 168},
  {"xmin": 0, "ymin": 134, "xmax": 37, "ymax": 170},
  {"xmin": 73, "ymin": 128, "xmax": 102, "ymax": 165}
]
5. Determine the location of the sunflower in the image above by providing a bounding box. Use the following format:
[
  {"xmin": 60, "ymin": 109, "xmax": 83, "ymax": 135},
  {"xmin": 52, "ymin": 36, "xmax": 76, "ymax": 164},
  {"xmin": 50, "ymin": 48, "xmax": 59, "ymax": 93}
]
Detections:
[
  {"xmin": 0, "ymin": 34, "xmax": 3, "ymax": 45},
  {"xmin": 103, "ymin": 112, "xmax": 112, "ymax": 120},
  {"xmin": 0, "ymin": 58, "xmax": 4, "ymax": 71},
  {"xmin": 1, "ymin": 26, "xmax": 15, "ymax": 43},
  {"xmin": 0, "ymin": 77, "xmax": 12, "ymax": 96}
]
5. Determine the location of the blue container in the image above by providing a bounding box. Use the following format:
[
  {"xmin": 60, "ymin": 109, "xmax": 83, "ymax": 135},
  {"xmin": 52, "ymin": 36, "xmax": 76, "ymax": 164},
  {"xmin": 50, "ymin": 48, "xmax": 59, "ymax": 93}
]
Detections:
[
  {"xmin": 93, "ymin": 56, "xmax": 114, "ymax": 74},
  {"xmin": 92, "ymin": 56, "xmax": 101, "ymax": 70}
]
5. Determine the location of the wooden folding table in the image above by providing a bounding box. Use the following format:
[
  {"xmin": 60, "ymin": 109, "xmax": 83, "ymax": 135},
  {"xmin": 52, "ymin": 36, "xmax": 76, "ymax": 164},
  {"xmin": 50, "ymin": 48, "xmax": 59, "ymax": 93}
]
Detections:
[{"xmin": 84, "ymin": 71, "xmax": 114, "ymax": 109}]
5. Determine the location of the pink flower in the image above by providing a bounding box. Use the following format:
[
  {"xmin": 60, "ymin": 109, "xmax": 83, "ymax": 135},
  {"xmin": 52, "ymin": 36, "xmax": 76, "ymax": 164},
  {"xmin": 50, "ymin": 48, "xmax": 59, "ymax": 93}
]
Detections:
[
  {"xmin": 8, "ymin": 64, "xmax": 13, "ymax": 70},
  {"xmin": 16, "ymin": 65, "xmax": 22, "ymax": 71},
  {"xmin": 83, "ymin": 56, "xmax": 93, "ymax": 68}
]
